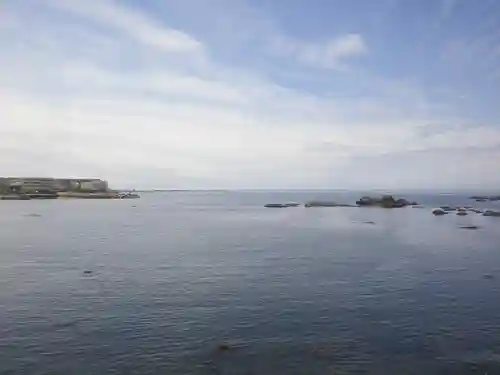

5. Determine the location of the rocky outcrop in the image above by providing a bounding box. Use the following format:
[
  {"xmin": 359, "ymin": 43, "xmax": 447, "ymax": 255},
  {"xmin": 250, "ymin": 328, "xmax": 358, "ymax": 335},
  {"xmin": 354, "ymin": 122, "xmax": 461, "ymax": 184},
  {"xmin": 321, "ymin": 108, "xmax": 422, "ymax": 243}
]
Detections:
[
  {"xmin": 264, "ymin": 203, "xmax": 289, "ymax": 208},
  {"xmin": 305, "ymin": 201, "xmax": 354, "ymax": 208},
  {"xmin": 470, "ymin": 195, "xmax": 500, "ymax": 202},
  {"xmin": 57, "ymin": 191, "xmax": 119, "ymax": 199},
  {"xmin": 433, "ymin": 207, "xmax": 491, "ymax": 216},
  {"xmin": 264, "ymin": 202, "xmax": 302, "ymax": 208},
  {"xmin": 356, "ymin": 195, "xmax": 417, "ymax": 208},
  {"xmin": 460, "ymin": 225, "xmax": 479, "ymax": 230},
  {"xmin": 26, "ymin": 192, "xmax": 58, "ymax": 199},
  {"xmin": 116, "ymin": 192, "xmax": 140, "ymax": 199},
  {"xmin": 0, "ymin": 194, "xmax": 30, "ymax": 200},
  {"xmin": 440, "ymin": 206, "xmax": 456, "ymax": 212},
  {"xmin": 432, "ymin": 208, "xmax": 447, "ymax": 216}
]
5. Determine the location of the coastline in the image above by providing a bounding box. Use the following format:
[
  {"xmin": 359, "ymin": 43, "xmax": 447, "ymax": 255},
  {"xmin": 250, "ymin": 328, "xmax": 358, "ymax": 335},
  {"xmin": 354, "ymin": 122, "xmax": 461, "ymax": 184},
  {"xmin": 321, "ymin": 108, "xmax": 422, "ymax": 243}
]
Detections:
[
  {"xmin": 57, "ymin": 191, "xmax": 120, "ymax": 199},
  {"xmin": 0, "ymin": 177, "xmax": 140, "ymax": 200},
  {"xmin": 0, "ymin": 191, "xmax": 140, "ymax": 200}
]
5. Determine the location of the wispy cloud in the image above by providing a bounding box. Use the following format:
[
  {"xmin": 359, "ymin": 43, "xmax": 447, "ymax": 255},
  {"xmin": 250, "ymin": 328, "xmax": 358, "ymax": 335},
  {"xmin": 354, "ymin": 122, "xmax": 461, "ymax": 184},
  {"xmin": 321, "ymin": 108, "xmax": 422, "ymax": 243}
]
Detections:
[
  {"xmin": 44, "ymin": 0, "xmax": 202, "ymax": 53},
  {"xmin": 273, "ymin": 33, "xmax": 367, "ymax": 69}
]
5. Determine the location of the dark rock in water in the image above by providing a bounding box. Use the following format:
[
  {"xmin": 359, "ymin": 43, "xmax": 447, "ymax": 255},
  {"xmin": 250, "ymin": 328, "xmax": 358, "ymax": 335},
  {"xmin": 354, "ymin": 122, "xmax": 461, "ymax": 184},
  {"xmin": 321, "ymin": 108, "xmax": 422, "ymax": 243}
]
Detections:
[
  {"xmin": 363, "ymin": 221, "xmax": 376, "ymax": 225},
  {"xmin": 0, "ymin": 194, "xmax": 31, "ymax": 200},
  {"xmin": 432, "ymin": 208, "xmax": 447, "ymax": 216},
  {"xmin": 217, "ymin": 343, "xmax": 231, "ymax": 352},
  {"xmin": 356, "ymin": 195, "xmax": 416, "ymax": 208},
  {"xmin": 400, "ymin": 199, "xmax": 421, "ymax": 207},
  {"xmin": 439, "ymin": 206, "xmax": 455, "ymax": 212},
  {"xmin": 27, "ymin": 192, "xmax": 58, "ymax": 199},
  {"xmin": 456, "ymin": 210, "xmax": 468, "ymax": 216},
  {"xmin": 483, "ymin": 210, "xmax": 500, "ymax": 217},
  {"xmin": 305, "ymin": 201, "xmax": 353, "ymax": 208},
  {"xmin": 483, "ymin": 274, "xmax": 495, "ymax": 280},
  {"xmin": 264, "ymin": 203, "xmax": 288, "ymax": 208},
  {"xmin": 26, "ymin": 213, "xmax": 42, "ymax": 217},
  {"xmin": 117, "ymin": 192, "xmax": 141, "ymax": 199},
  {"xmin": 52, "ymin": 319, "xmax": 79, "ymax": 329},
  {"xmin": 356, "ymin": 196, "xmax": 378, "ymax": 206},
  {"xmin": 459, "ymin": 225, "xmax": 479, "ymax": 230},
  {"xmin": 83, "ymin": 270, "xmax": 93, "ymax": 275},
  {"xmin": 264, "ymin": 202, "xmax": 301, "ymax": 208},
  {"xmin": 470, "ymin": 195, "xmax": 500, "ymax": 201}
]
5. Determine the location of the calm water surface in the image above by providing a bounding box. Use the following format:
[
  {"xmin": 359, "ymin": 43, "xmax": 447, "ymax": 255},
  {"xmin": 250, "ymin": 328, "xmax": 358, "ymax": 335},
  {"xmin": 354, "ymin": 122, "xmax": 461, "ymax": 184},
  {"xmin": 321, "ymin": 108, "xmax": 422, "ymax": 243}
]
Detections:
[{"xmin": 1, "ymin": 191, "xmax": 500, "ymax": 374}]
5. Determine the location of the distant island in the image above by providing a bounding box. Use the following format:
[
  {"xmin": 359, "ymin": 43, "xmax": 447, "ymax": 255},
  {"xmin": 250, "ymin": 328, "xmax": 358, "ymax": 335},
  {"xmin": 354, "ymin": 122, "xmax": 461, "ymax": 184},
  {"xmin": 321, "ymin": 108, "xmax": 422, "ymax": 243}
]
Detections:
[{"xmin": 0, "ymin": 177, "xmax": 139, "ymax": 200}]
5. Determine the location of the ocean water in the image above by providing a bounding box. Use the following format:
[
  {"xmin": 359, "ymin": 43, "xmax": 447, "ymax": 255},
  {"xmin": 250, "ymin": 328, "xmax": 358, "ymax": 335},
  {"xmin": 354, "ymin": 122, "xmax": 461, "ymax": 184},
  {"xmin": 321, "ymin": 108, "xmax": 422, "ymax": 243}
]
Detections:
[{"xmin": 1, "ymin": 191, "xmax": 500, "ymax": 375}]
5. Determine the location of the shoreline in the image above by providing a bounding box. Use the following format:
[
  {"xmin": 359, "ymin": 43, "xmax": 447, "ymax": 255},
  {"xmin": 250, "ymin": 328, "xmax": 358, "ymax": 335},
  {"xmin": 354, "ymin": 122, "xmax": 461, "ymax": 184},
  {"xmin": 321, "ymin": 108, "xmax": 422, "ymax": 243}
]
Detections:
[{"xmin": 0, "ymin": 191, "xmax": 140, "ymax": 200}]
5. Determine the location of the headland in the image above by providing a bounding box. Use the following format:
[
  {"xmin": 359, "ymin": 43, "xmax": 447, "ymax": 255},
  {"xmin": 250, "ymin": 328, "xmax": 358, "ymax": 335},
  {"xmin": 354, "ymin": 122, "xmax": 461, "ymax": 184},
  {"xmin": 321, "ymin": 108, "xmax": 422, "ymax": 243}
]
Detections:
[{"xmin": 0, "ymin": 177, "xmax": 139, "ymax": 200}]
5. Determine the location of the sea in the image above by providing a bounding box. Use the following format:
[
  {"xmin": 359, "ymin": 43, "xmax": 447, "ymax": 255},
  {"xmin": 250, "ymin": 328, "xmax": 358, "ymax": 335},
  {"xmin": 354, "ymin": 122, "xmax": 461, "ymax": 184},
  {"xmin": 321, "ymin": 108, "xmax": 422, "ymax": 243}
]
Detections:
[{"xmin": 1, "ymin": 190, "xmax": 500, "ymax": 375}]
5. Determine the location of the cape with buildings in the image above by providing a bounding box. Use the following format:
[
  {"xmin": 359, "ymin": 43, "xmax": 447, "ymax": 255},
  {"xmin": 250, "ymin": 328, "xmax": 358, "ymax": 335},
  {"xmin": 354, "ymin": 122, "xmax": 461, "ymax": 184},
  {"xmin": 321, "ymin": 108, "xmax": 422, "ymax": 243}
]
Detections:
[{"xmin": 0, "ymin": 177, "xmax": 139, "ymax": 200}]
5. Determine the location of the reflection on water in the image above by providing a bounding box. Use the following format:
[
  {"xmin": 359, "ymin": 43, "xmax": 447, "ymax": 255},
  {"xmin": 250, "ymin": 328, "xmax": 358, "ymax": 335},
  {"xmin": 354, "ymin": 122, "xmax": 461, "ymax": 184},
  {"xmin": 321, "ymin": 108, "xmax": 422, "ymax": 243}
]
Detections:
[{"xmin": 1, "ymin": 191, "xmax": 500, "ymax": 374}]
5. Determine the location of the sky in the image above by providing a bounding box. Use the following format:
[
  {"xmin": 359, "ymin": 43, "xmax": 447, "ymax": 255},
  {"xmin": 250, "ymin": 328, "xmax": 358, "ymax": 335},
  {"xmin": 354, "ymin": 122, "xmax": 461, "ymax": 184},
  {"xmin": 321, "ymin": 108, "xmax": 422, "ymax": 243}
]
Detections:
[{"xmin": 1, "ymin": 0, "xmax": 500, "ymax": 190}]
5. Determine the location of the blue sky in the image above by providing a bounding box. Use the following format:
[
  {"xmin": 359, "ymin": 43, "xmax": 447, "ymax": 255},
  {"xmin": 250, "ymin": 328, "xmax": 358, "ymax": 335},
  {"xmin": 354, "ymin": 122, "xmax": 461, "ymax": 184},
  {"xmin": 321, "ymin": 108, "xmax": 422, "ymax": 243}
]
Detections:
[{"xmin": 1, "ymin": 0, "xmax": 500, "ymax": 189}]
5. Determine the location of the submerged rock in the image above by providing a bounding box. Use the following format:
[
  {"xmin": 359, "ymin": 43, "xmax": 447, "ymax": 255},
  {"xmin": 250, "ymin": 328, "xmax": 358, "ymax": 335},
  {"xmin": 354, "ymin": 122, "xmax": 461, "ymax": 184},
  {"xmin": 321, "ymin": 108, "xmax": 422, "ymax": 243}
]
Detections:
[
  {"xmin": 483, "ymin": 210, "xmax": 500, "ymax": 217},
  {"xmin": 470, "ymin": 195, "xmax": 500, "ymax": 202},
  {"xmin": 305, "ymin": 201, "xmax": 353, "ymax": 208},
  {"xmin": 459, "ymin": 225, "xmax": 479, "ymax": 230},
  {"xmin": 432, "ymin": 208, "xmax": 447, "ymax": 216},
  {"xmin": 264, "ymin": 203, "xmax": 288, "ymax": 208},
  {"xmin": 217, "ymin": 343, "xmax": 231, "ymax": 352},
  {"xmin": 264, "ymin": 202, "xmax": 300, "ymax": 208},
  {"xmin": 439, "ymin": 206, "xmax": 454, "ymax": 211},
  {"xmin": 0, "ymin": 194, "xmax": 30, "ymax": 200}
]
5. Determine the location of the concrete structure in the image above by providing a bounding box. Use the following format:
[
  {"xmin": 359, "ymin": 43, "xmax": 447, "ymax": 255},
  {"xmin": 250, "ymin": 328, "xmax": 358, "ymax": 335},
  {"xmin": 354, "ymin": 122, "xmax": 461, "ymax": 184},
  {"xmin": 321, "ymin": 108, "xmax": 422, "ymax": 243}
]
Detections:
[
  {"xmin": 53, "ymin": 178, "xmax": 109, "ymax": 192},
  {"xmin": 80, "ymin": 179, "xmax": 108, "ymax": 192}
]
